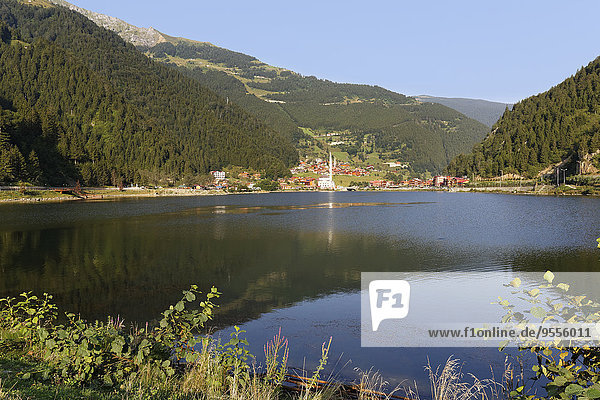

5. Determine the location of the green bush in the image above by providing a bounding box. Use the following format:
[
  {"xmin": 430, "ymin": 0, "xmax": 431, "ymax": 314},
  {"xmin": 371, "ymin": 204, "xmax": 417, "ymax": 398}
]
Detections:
[
  {"xmin": 497, "ymin": 269, "xmax": 600, "ymax": 400},
  {"xmin": 567, "ymin": 175, "xmax": 600, "ymax": 187},
  {"xmin": 0, "ymin": 286, "xmax": 222, "ymax": 386}
]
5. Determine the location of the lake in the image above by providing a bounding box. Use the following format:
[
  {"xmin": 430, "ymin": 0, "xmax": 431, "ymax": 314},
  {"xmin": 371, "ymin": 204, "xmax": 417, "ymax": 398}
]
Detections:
[{"xmin": 1, "ymin": 191, "xmax": 599, "ymax": 392}]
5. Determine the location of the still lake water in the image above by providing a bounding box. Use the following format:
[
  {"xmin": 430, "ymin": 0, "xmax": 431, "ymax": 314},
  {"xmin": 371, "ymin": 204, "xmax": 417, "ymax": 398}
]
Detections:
[{"xmin": 1, "ymin": 191, "xmax": 599, "ymax": 390}]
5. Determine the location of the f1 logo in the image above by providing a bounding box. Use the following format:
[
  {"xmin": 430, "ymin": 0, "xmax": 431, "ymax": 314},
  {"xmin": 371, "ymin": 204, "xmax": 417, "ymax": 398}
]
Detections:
[{"xmin": 369, "ymin": 280, "xmax": 411, "ymax": 331}]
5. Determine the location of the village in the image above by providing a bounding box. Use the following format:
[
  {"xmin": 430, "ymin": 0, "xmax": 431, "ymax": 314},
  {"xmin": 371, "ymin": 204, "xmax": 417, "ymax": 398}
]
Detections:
[{"xmin": 203, "ymin": 154, "xmax": 470, "ymax": 192}]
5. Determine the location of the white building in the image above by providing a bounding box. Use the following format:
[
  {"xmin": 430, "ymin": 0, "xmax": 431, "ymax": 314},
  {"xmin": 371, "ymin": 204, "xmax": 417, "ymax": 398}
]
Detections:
[
  {"xmin": 385, "ymin": 162, "xmax": 409, "ymax": 168},
  {"xmin": 211, "ymin": 171, "xmax": 226, "ymax": 180},
  {"xmin": 318, "ymin": 152, "xmax": 336, "ymax": 190},
  {"xmin": 318, "ymin": 176, "xmax": 336, "ymax": 190}
]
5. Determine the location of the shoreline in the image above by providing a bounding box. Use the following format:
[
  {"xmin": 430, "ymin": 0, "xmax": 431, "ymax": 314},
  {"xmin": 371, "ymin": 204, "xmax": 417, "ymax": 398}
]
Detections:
[
  {"xmin": 0, "ymin": 184, "xmax": 597, "ymax": 205},
  {"xmin": 0, "ymin": 187, "xmax": 239, "ymax": 205}
]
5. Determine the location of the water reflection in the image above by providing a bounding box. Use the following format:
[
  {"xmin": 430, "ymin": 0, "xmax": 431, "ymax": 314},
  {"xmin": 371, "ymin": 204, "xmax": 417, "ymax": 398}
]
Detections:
[
  {"xmin": 1, "ymin": 193, "xmax": 599, "ymax": 325},
  {"xmin": 1, "ymin": 192, "xmax": 599, "ymax": 388}
]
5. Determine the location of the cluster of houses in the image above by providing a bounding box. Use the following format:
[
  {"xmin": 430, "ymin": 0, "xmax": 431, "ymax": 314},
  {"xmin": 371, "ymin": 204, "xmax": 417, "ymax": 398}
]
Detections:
[
  {"xmin": 367, "ymin": 176, "xmax": 469, "ymax": 189},
  {"xmin": 279, "ymin": 176, "xmax": 317, "ymax": 190},
  {"xmin": 205, "ymin": 168, "xmax": 469, "ymax": 192},
  {"xmin": 291, "ymin": 159, "xmax": 375, "ymax": 177},
  {"xmin": 274, "ymin": 175, "xmax": 470, "ymax": 191},
  {"xmin": 432, "ymin": 176, "xmax": 470, "ymax": 187},
  {"xmin": 206, "ymin": 170, "xmax": 229, "ymax": 190},
  {"xmin": 206, "ymin": 170, "xmax": 262, "ymax": 190}
]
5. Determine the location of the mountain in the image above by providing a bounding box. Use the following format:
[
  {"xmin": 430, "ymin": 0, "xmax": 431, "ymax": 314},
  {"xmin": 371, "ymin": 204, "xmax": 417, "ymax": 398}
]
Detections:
[
  {"xmin": 143, "ymin": 37, "xmax": 490, "ymax": 174},
  {"xmin": 446, "ymin": 57, "xmax": 600, "ymax": 178},
  {"xmin": 414, "ymin": 96, "xmax": 512, "ymax": 127},
  {"xmin": 44, "ymin": 0, "xmax": 490, "ymax": 175},
  {"xmin": 0, "ymin": 0, "xmax": 297, "ymax": 185}
]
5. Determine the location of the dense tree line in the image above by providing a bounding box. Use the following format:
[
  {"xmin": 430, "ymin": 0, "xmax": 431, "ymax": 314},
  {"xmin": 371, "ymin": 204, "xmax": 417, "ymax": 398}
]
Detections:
[
  {"xmin": 446, "ymin": 57, "xmax": 600, "ymax": 178},
  {"xmin": 146, "ymin": 40, "xmax": 258, "ymax": 69},
  {"xmin": 0, "ymin": 36, "xmax": 171, "ymax": 184},
  {"xmin": 176, "ymin": 67, "xmax": 303, "ymax": 144},
  {"xmin": 0, "ymin": 1, "xmax": 297, "ymax": 185},
  {"xmin": 237, "ymin": 68, "xmax": 278, "ymax": 80},
  {"xmin": 246, "ymin": 74, "xmax": 412, "ymax": 105}
]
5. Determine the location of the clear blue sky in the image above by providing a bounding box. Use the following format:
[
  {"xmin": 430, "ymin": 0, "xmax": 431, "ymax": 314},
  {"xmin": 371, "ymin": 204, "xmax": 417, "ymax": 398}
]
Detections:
[{"xmin": 73, "ymin": 0, "xmax": 600, "ymax": 104}]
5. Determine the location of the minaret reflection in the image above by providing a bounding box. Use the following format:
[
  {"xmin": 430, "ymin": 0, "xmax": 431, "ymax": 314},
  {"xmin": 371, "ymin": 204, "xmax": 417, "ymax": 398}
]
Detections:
[
  {"xmin": 327, "ymin": 191, "xmax": 335, "ymax": 248},
  {"xmin": 212, "ymin": 206, "xmax": 226, "ymax": 240}
]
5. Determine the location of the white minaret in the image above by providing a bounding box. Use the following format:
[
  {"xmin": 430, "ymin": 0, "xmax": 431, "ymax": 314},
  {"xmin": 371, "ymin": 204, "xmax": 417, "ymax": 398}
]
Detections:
[{"xmin": 319, "ymin": 152, "xmax": 336, "ymax": 190}]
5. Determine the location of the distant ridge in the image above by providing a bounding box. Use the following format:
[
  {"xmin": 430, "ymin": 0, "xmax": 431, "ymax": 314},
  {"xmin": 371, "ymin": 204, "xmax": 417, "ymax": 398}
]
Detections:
[{"xmin": 415, "ymin": 95, "xmax": 512, "ymax": 127}]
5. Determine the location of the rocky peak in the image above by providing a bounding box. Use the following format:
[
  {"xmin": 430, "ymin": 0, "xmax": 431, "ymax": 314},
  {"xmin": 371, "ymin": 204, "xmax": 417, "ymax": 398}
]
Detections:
[{"xmin": 47, "ymin": 0, "xmax": 166, "ymax": 47}]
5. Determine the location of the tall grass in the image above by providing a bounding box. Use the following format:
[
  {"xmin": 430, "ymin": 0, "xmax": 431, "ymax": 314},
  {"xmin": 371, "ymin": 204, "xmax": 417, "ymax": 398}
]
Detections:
[
  {"xmin": 0, "ymin": 379, "xmax": 22, "ymax": 400},
  {"xmin": 119, "ymin": 334, "xmax": 338, "ymax": 400},
  {"xmin": 1, "ymin": 291, "xmax": 526, "ymax": 400},
  {"xmin": 0, "ymin": 349, "xmax": 524, "ymax": 400},
  {"xmin": 353, "ymin": 367, "xmax": 404, "ymax": 400},
  {"xmin": 426, "ymin": 356, "xmax": 496, "ymax": 400}
]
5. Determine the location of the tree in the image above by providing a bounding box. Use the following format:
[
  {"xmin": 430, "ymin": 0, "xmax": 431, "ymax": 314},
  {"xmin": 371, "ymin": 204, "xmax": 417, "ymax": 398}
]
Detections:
[
  {"xmin": 27, "ymin": 150, "xmax": 41, "ymax": 183},
  {"xmin": 257, "ymin": 179, "xmax": 279, "ymax": 191},
  {"xmin": 0, "ymin": 21, "xmax": 10, "ymax": 44},
  {"xmin": 0, "ymin": 127, "xmax": 9, "ymax": 150},
  {"xmin": 383, "ymin": 172, "xmax": 400, "ymax": 183},
  {"xmin": 0, "ymin": 128, "xmax": 13, "ymax": 182}
]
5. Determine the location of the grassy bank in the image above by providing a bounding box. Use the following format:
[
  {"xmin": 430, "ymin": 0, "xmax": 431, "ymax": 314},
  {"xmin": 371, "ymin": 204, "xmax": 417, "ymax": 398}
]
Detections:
[
  {"xmin": 0, "ymin": 343, "xmax": 510, "ymax": 400},
  {"xmin": 4, "ymin": 273, "xmax": 599, "ymax": 399},
  {"xmin": 0, "ymin": 288, "xmax": 410, "ymax": 400},
  {"xmin": 0, "ymin": 287, "xmax": 522, "ymax": 400},
  {"xmin": 0, "ymin": 189, "xmax": 70, "ymax": 203},
  {"xmin": 0, "ymin": 349, "xmax": 343, "ymax": 400}
]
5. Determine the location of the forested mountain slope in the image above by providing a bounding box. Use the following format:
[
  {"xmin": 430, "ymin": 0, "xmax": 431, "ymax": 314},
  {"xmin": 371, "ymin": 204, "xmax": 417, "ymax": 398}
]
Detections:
[
  {"xmin": 446, "ymin": 57, "xmax": 600, "ymax": 178},
  {"xmin": 43, "ymin": 0, "xmax": 490, "ymax": 175},
  {"xmin": 147, "ymin": 40, "xmax": 490, "ymax": 174},
  {"xmin": 0, "ymin": 1, "xmax": 297, "ymax": 185}
]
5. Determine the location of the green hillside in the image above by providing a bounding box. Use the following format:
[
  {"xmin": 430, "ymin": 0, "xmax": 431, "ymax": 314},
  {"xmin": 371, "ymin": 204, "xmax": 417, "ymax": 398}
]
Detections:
[
  {"xmin": 176, "ymin": 66, "xmax": 303, "ymax": 144},
  {"xmin": 446, "ymin": 57, "xmax": 600, "ymax": 178},
  {"xmin": 142, "ymin": 38, "xmax": 489, "ymax": 174},
  {"xmin": 0, "ymin": 1, "xmax": 297, "ymax": 185}
]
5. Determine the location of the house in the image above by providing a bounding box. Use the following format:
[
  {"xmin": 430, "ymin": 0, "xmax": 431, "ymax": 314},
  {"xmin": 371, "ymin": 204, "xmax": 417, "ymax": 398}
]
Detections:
[
  {"xmin": 433, "ymin": 176, "xmax": 448, "ymax": 187},
  {"xmin": 369, "ymin": 180, "xmax": 391, "ymax": 188}
]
